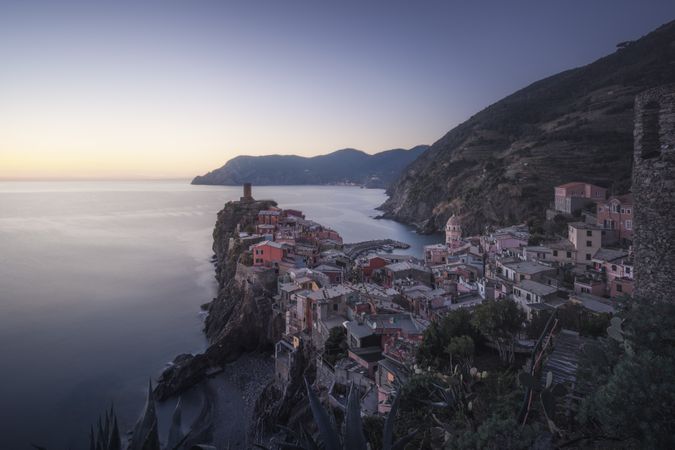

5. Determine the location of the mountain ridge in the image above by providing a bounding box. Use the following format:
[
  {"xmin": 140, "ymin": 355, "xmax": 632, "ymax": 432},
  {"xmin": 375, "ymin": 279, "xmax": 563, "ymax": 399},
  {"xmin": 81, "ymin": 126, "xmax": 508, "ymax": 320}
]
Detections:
[
  {"xmin": 191, "ymin": 145, "xmax": 429, "ymax": 188},
  {"xmin": 380, "ymin": 20, "xmax": 675, "ymax": 234}
]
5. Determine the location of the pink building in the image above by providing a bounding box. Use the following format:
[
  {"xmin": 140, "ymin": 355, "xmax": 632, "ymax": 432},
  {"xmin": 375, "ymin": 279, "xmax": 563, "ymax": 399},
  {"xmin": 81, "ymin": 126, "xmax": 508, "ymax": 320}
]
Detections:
[
  {"xmin": 596, "ymin": 194, "xmax": 633, "ymax": 243},
  {"xmin": 554, "ymin": 182, "xmax": 607, "ymax": 214}
]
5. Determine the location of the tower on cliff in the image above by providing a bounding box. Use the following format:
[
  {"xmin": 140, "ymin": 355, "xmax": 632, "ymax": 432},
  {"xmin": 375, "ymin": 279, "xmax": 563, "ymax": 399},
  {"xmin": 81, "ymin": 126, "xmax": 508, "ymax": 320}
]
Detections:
[
  {"xmin": 445, "ymin": 214, "xmax": 462, "ymax": 245},
  {"xmin": 632, "ymin": 85, "xmax": 675, "ymax": 302},
  {"xmin": 241, "ymin": 182, "xmax": 253, "ymax": 202}
]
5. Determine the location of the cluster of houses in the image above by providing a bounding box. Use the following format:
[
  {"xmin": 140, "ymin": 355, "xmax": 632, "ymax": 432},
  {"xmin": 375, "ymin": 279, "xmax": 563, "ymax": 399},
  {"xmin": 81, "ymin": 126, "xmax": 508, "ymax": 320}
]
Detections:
[{"xmin": 235, "ymin": 181, "xmax": 632, "ymax": 417}]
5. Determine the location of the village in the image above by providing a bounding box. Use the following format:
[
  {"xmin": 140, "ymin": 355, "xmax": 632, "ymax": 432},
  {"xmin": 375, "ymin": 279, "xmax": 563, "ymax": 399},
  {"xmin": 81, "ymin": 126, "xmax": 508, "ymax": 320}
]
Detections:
[{"xmin": 224, "ymin": 180, "xmax": 634, "ymax": 420}]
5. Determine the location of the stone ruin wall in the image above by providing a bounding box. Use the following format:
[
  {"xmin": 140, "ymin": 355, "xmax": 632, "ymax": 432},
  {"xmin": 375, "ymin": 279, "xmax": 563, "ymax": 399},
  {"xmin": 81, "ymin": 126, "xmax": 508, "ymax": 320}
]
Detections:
[{"xmin": 632, "ymin": 84, "xmax": 675, "ymax": 302}]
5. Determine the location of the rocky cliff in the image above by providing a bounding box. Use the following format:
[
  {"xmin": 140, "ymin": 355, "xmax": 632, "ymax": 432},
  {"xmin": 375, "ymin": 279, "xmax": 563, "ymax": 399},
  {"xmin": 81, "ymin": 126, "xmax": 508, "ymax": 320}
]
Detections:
[
  {"xmin": 381, "ymin": 20, "xmax": 675, "ymax": 235},
  {"xmin": 191, "ymin": 146, "xmax": 428, "ymax": 189},
  {"xmin": 155, "ymin": 199, "xmax": 285, "ymax": 400}
]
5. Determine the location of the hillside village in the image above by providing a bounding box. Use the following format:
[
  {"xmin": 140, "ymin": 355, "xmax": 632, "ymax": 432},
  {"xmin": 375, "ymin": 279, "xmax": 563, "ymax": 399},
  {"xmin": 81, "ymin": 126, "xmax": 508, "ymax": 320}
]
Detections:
[{"xmin": 223, "ymin": 177, "xmax": 635, "ymax": 425}]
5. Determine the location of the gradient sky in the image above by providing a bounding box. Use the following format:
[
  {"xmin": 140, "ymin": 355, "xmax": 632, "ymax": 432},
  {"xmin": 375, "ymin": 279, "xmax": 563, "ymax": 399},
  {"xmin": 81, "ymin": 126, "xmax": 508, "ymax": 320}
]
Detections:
[{"xmin": 1, "ymin": 0, "xmax": 674, "ymax": 179}]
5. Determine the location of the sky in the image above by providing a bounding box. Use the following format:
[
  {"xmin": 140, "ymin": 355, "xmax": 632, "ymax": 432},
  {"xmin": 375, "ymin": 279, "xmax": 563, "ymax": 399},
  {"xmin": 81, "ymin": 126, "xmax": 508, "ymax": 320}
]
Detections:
[{"xmin": 1, "ymin": 0, "xmax": 674, "ymax": 180}]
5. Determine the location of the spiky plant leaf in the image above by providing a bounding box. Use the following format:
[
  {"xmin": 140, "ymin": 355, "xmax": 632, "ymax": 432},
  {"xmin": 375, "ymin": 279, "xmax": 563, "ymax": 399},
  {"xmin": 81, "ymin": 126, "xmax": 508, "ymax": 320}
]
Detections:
[
  {"xmin": 108, "ymin": 414, "xmax": 121, "ymax": 450},
  {"xmin": 382, "ymin": 395, "xmax": 400, "ymax": 450},
  {"xmin": 167, "ymin": 397, "xmax": 185, "ymax": 449},
  {"xmin": 304, "ymin": 377, "xmax": 341, "ymax": 450},
  {"xmin": 345, "ymin": 383, "xmax": 368, "ymax": 450},
  {"xmin": 128, "ymin": 380, "xmax": 160, "ymax": 450},
  {"xmin": 89, "ymin": 426, "xmax": 96, "ymax": 450}
]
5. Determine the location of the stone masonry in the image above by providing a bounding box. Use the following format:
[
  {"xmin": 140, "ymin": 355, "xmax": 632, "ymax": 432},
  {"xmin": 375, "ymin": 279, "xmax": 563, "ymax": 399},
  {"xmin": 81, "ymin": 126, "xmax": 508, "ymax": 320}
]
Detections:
[{"xmin": 632, "ymin": 84, "xmax": 675, "ymax": 302}]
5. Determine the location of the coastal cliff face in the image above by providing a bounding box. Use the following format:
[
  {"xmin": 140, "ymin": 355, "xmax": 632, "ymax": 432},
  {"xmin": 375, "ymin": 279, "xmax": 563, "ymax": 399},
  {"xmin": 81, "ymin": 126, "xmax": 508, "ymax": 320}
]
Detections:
[
  {"xmin": 155, "ymin": 199, "xmax": 285, "ymax": 400},
  {"xmin": 381, "ymin": 20, "xmax": 675, "ymax": 235}
]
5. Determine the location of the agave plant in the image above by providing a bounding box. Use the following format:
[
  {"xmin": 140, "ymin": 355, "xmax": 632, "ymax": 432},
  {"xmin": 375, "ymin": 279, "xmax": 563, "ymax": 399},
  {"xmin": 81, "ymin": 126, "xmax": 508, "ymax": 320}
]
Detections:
[
  {"xmin": 89, "ymin": 405, "xmax": 122, "ymax": 450},
  {"xmin": 259, "ymin": 378, "xmax": 416, "ymax": 449},
  {"xmin": 126, "ymin": 380, "xmax": 215, "ymax": 450}
]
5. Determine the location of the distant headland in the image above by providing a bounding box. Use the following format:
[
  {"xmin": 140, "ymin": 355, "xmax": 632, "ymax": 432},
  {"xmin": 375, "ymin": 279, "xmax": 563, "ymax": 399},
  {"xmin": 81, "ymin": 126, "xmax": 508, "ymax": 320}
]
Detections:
[{"xmin": 191, "ymin": 145, "xmax": 428, "ymax": 189}]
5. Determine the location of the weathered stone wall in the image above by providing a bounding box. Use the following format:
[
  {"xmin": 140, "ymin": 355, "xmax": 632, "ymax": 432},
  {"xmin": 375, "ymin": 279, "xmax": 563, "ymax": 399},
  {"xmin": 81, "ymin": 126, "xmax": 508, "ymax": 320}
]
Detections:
[{"xmin": 632, "ymin": 85, "xmax": 675, "ymax": 302}]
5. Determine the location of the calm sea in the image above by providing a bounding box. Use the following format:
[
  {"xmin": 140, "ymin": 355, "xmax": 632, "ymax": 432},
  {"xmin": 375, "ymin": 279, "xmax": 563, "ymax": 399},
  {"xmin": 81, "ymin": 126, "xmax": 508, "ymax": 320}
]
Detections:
[{"xmin": 0, "ymin": 181, "xmax": 439, "ymax": 449}]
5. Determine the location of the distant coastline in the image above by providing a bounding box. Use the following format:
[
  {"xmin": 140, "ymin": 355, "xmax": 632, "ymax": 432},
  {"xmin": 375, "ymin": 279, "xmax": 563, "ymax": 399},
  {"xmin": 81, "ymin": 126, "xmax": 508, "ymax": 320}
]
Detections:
[{"xmin": 191, "ymin": 145, "xmax": 428, "ymax": 189}]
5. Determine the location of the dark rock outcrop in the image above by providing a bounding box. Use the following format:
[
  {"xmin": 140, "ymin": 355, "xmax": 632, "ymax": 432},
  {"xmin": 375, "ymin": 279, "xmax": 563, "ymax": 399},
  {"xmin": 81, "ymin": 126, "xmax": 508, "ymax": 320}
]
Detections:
[
  {"xmin": 155, "ymin": 199, "xmax": 285, "ymax": 401},
  {"xmin": 381, "ymin": 20, "xmax": 675, "ymax": 235},
  {"xmin": 191, "ymin": 146, "xmax": 429, "ymax": 189}
]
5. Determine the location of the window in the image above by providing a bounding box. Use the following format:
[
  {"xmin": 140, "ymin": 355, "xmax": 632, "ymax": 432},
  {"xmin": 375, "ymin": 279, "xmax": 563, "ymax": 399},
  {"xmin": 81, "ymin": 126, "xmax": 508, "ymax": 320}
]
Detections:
[
  {"xmin": 333, "ymin": 303, "xmax": 338, "ymax": 311},
  {"xmin": 553, "ymin": 250, "xmax": 558, "ymax": 256},
  {"xmin": 626, "ymin": 209, "xmax": 632, "ymax": 215},
  {"xmin": 625, "ymin": 220, "xmax": 632, "ymax": 230},
  {"xmin": 526, "ymin": 293, "xmax": 531, "ymax": 301},
  {"xmin": 586, "ymin": 253, "xmax": 592, "ymax": 261},
  {"xmin": 586, "ymin": 230, "xmax": 593, "ymax": 237},
  {"xmin": 616, "ymin": 283, "xmax": 623, "ymax": 293},
  {"xmin": 586, "ymin": 240, "xmax": 592, "ymax": 247},
  {"xmin": 520, "ymin": 274, "xmax": 525, "ymax": 281},
  {"xmin": 611, "ymin": 265, "xmax": 617, "ymax": 272},
  {"xmin": 567, "ymin": 251, "xmax": 572, "ymax": 258},
  {"xmin": 626, "ymin": 267, "xmax": 631, "ymax": 274},
  {"xmin": 582, "ymin": 287, "xmax": 590, "ymax": 294},
  {"xmin": 621, "ymin": 208, "xmax": 625, "ymax": 214}
]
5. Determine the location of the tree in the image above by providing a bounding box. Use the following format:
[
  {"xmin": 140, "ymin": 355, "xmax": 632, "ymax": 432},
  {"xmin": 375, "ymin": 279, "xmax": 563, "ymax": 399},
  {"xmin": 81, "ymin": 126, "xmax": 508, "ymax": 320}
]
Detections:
[
  {"xmin": 445, "ymin": 335, "xmax": 475, "ymax": 370},
  {"xmin": 578, "ymin": 299, "xmax": 675, "ymax": 447},
  {"xmin": 324, "ymin": 326, "xmax": 348, "ymax": 366},
  {"xmin": 471, "ymin": 300, "xmax": 525, "ymax": 364},
  {"xmin": 416, "ymin": 309, "xmax": 481, "ymax": 370}
]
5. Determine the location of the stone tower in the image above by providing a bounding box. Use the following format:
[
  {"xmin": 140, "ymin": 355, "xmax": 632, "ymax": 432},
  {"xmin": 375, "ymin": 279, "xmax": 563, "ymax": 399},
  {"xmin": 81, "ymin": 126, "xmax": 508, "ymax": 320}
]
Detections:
[
  {"xmin": 241, "ymin": 182, "xmax": 253, "ymax": 202},
  {"xmin": 632, "ymin": 85, "xmax": 675, "ymax": 302},
  {"xmin": 445, "ymin": 214, "xmax": 462, "ymax": 245}
]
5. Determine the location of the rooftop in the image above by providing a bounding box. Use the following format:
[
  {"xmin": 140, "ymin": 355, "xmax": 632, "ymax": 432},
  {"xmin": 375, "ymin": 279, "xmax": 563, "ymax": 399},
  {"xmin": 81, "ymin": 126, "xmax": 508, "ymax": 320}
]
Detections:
[
  {"xmin": 518, "ymin": 279, "xmax": 558, "ymax": 297},
  {"xmin": 252, "ymin": 240, "xmax": 287, "ymax": 249},
  {"xmin": 385, "ymin": 261, "xmax": 430, "ymax": 273},
  {"xmin": 569, "ymin": 222, "xmax": 602, "ymax": 230},
  {"xmin": 571, "ymin": 293, "xmax": 616, "ymax": 314},
  {"xmin": 501, "ymin": 260, "xmax": 554, "ymax": 275},
  {"xmin": 593, "ymin": 248, "xmax": 629, "ymax": 263}
]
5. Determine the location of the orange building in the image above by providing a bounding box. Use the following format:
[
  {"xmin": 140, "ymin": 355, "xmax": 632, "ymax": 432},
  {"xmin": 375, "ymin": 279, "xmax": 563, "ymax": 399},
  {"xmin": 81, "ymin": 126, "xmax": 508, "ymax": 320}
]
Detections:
[{"xmin": 251, "ymin": 241, "xmax": 288, "ymax": 267}]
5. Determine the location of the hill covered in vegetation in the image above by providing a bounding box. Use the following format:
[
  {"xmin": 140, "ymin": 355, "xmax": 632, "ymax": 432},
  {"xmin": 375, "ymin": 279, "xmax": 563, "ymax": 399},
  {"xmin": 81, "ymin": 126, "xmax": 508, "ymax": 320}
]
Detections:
[
  {"xmin": 381, "ymin": 20, "xmax": 675, "ymax": 234},
  {"xmin": 192, "ymin": 146, "xmax": 428, "ymax": 189}
]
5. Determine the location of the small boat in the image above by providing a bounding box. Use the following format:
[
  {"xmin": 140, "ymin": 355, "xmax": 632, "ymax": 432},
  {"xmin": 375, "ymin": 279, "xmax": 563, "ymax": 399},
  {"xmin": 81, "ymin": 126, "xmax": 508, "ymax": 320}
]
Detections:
[{"xmin": 382, "ymin": 244, "xmax": 394, "ymax": 252}]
